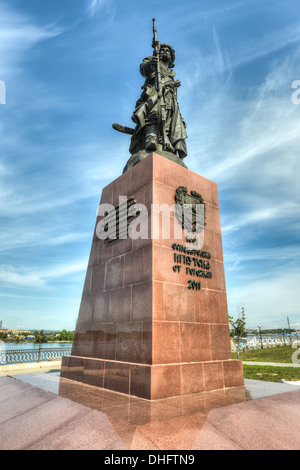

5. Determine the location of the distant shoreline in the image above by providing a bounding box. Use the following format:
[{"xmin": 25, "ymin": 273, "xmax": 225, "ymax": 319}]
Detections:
[{"xmin": 0, "ymin": 340, "xmax": 73, "ymax": 344}]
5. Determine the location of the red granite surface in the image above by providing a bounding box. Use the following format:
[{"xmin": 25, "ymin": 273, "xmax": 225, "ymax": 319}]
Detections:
[
  {"xmin": 61, "ymin": 153, "xmax": 244, "ymax": 399},
  {"xmin": 1, "ymin": 376, "xmax": 300, "ymax": 450}
]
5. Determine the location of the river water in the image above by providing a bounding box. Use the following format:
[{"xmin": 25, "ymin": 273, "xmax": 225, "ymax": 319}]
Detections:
[{"xmin": 0, "ymin": 342, "xmax": 73, "ymax": 365}]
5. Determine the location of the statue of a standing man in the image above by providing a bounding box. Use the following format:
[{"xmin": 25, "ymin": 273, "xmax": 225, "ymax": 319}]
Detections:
[
  {"xmin": 113, "ymin": 19, "xmax": 188, "ymax": 172},
  {"xmin": 129, "ymin": 35, "xmax": 188, "ymax": 160}
]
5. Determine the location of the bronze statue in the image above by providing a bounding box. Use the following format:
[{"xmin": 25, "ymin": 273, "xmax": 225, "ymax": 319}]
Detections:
[{"xmin": 113, "ymin": 19, "xmax": 188, "ymax": 172}]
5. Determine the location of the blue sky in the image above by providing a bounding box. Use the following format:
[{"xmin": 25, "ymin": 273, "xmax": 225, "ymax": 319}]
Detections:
[{"xmin": 0, "ymin": 0, "xmax": 299, "ymax": 331}]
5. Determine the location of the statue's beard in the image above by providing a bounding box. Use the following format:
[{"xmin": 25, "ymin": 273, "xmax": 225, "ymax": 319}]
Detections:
[{"xmin": 160, "ymin": 53, "xmax": 170, "ymax": 64}]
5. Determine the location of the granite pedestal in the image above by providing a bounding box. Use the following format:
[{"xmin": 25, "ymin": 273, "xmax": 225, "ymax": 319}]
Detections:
[{"xmin": 60, "ymin": 153, "xmax": 244, "ymax": 399}]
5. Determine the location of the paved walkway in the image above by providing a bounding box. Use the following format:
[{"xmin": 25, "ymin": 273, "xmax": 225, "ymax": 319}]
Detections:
[
  {"xmin": 1, "ymin": 373, "xmax": 300, "ymax": 450},
  {"xmin": 243, "ymin": 361, "xmax": 300, "ymax": 368}
]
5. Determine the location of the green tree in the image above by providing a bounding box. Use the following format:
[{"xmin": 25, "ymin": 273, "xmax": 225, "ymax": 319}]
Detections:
[
  {"xmin": 67, "ymin": 331, "xmax": 75, "ymax": 341},
  {"xmin": 56, "ymin": 330, "xmax": 74, "ymax": 342},
  {"xmin": 34, "ymin": 330, "xmax": 47, "ymax": 343},
  {"xmin": 229, "ymin": 307, "xmax": 247, "ymax": 360}
]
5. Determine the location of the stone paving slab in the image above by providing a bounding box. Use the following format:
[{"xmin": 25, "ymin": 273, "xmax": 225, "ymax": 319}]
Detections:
[
  {"xmin": 9, "ymin": 371, "xmax": 61, "ymax": 394},
  {"xmin": 1, "ymin": 376, "xmax": 300, "ymax": 450},
  {"xmin": 28, "ymin": 410, "xmax": 126, "ymax": 450},
  {"xmin": 0, "ymin": 379, "xmax": 56, "ymax": 425},
  {"xmin": 203, "ymin": 391, "xmax": 300, "ymax": 450},
  {"xmin": 0, "ymin": 395, "xmax": 92, "ymax": 450},
  {"xmin": 192, "ymin": 421, "xmax": 243, "ymax": 450},
  {"xmin": 244, "ymin": 378, "xmax": 300, "ymax": 398}
]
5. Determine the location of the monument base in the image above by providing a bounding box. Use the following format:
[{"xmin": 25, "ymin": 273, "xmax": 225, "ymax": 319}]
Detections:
[
  {"xmin": 61, "ymin": 355, "xmax": 244, "ymax": 400},
  {"xmin": 123, "ymin": 149, "xmax": 187, "ymax": 173},
  {"xmin": 60, "ymin": 153, "xmax": 244, "ymax": 400}
]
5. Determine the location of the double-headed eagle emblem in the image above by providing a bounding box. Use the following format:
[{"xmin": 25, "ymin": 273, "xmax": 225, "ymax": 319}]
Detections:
[{"xmin": 175, "ymin": 186, "xmax": 206, "ymax": 233}]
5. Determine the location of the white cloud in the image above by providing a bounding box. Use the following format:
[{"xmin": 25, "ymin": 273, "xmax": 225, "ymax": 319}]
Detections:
[
  {"xmin": 0, "ymin": 4, "xmax": 62, "ymax": 77},
  {"xmin": 87, "ymin": 0, "xmax": 111, "ymax": 18},
  {"xmin": 222, "ymin": 202, "xmax": 299, "ymax": 233},
  {"xmin": 45, "ymin": 261, "xmax": 87, "ymax": 278},
  {"xmin": 0, "ymin": 226, "xmax": 91, "ymax": 252},
  {"xmin": 0, "ymin": 265, "xmax": 45, "ymax": 288},
  {"xmin": 0, "ymin": 292, "xmax": 77, "ymax": 302},
  {"xmin": 0, "ymin": 259, "xmax": 87, "ymax": 288},
  {"xmin": 225, "ymin": 245, "xmax": 300, "ymax": 265}
]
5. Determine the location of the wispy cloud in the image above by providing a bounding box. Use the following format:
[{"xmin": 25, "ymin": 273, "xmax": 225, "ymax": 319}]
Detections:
[
  {"xmin": 0, "ymin": 4, "xmax": 62, "ymax": 77},
  {"xmin": 87, "ymin": 0, "xmax": 112, "ymax": 18},
  {"xmin": 45, "ymin": 261, "xmax": 88, "ymax": 278},
  {"xmin": 0, "ymin": 265, "xmax": 45, "ymax": 288},
  {"xmin": 0, "ymin": 259, "xmax": 87, "ymax": 288},
  {"xmin": 224, "ymin": 245, "xmax": 300, "ymax": 272},
  {"xmin": 0, "ymin": 230, "xmax": 91, "ymax": 252},
  {"xmin": 222, "ymin": 202, "xmax": 299, "ymax": 233},
  {"xmin": 0, "ymin": 292, "xmax": 77, "ymax": 302}
]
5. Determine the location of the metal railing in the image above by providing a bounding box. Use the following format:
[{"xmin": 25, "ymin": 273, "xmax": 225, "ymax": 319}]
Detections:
[{"xmin": 0, "ymin": 347, "xmax": 72, "ymax": 365}]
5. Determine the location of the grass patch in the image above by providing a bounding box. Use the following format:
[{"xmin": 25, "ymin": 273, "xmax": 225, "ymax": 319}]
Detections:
[
  {"xmin": 232, "ymin": 345, "xmax": 298, "ymax": 363},
  {"xmin": 243, "ymin": 364, "xmax": 300, "ymax": 383}
]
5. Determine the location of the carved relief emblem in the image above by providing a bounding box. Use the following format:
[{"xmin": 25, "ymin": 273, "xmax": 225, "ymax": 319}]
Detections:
[{"xmin": 175, "ymin": 186, "xmax": 206, "ymax": 232}]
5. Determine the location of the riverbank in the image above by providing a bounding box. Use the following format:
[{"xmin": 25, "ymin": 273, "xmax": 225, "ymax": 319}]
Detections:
[{"xmin": 0, "ymin": 341, "xmax": 73, "ymax": 345}]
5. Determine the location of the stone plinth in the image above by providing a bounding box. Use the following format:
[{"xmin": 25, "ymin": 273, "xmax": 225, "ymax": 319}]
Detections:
[{"xmin": 60, "ymin": 153, "xmax": 244, "ymax": 399}]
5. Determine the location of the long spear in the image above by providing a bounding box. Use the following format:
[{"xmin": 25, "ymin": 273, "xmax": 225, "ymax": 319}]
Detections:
[{"xmin": 152, "ymin": 18, "xmax": 167, "ymax": 150}]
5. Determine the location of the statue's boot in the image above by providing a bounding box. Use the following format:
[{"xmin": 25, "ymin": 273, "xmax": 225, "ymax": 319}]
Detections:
[{"xmin": 145, "ymin": 125, "xmax": 159, "ymax": 151}]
